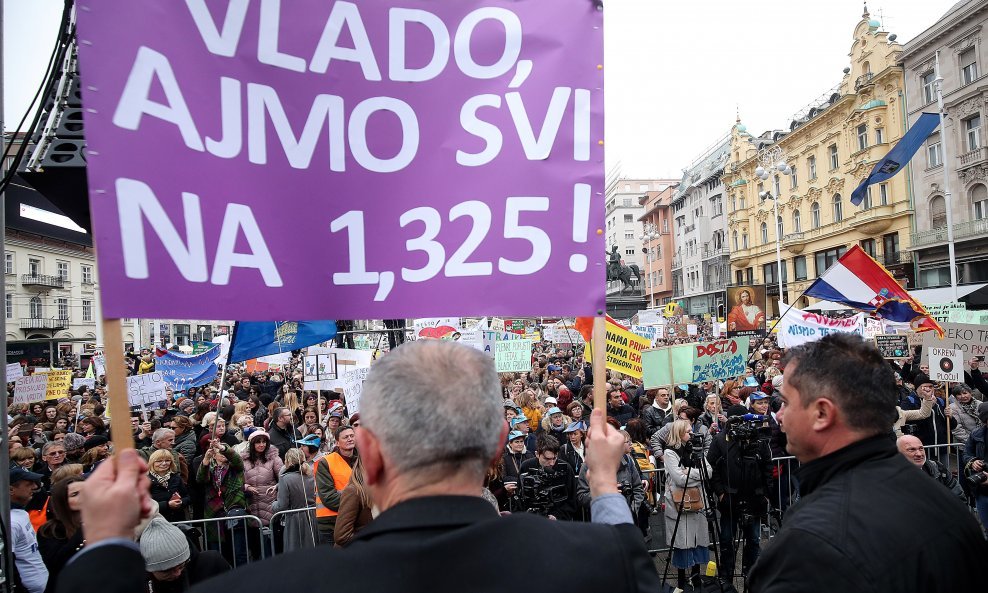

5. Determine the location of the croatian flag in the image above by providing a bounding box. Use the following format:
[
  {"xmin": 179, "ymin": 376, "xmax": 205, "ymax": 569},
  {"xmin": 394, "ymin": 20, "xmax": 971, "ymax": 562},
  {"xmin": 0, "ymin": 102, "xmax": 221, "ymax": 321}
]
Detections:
[{"xmin": 805, "ymin": 246, "xmax": 943, "ymax": 336}]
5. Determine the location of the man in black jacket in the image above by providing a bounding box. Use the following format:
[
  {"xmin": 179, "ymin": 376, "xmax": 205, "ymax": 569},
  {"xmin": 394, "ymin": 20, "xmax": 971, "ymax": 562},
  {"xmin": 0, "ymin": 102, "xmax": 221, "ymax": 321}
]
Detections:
[
  {"xmin": 641, "ymin": 387, "xmax": 674, "ymax": 436},
  {"xmin": 706, "ymin": 405, "xmax": 774, "ymax": 580},
  {"xmin": 518, "ymin": 435, "xmax": 577, "ymax": 519},
  {"xmin": 61, "ymin": 341, "xmax": 659, "ymax": 593},
  {"xmin": 748, "ymin": 334, "xmax": 982, "ymax": 593}
]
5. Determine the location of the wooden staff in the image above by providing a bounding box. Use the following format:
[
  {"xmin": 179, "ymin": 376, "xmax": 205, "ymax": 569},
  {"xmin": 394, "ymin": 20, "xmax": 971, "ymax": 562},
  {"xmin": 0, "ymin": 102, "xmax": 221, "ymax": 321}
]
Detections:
[
  {"xmin": 592, "ymin": 317, "xmax": 606, "ymax": 412},
  {"xmin": 103, "ymin": 318, "xmax": 135, "ymax": 451}
]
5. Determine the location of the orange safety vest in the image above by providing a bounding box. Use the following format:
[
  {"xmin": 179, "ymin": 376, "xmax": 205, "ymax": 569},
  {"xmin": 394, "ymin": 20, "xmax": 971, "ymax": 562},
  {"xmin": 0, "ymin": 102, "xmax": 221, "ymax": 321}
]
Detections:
[{"xmin": 314, "ymin": 452, "xmax": 353, "ymax": 518}]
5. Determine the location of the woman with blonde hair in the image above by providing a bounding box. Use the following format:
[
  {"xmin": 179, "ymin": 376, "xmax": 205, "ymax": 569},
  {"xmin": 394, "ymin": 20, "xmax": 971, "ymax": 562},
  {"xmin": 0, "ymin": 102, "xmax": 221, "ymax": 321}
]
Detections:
[
  {"xmin": 663, "ymin": 419, "xmax": 712, "ymax": 590},
  {"xmin": 515, "ymin": 390, "xmax": 543, "ymax": 432},
  {"xmin": 335, "ymin": 456, "xmax": 374, "ymax": 547},
  {"xmin": 147, "ymin": 448, "xmax": 189, "ymax": 522},
  {"xmin": 273, "ymin": 448, "xmax": 318, "ymax": 552}
]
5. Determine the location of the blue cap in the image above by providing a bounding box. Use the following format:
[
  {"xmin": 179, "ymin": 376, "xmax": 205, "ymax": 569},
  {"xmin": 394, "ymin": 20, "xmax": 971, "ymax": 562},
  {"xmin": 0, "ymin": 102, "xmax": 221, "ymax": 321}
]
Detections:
[
  {"xmin": 510, "ymin": 415, "xmax": 529, "ymax": 428},
  {"xmin": 743, "ymin": 376, "xmax": 760, "ymax": 387},
  {"xmin": 749, "ymin": 391, "xmax": 769, "ymax": 401},
  {"xmin": 296, "ymin": 434, "xmax": 321, "ymax": 448},
  {"xmin": 547, "ymin": 407, "xmax": 563, "ymax": 415},
  {"xmin": 563, "ymin": 421, "xmax": 586, "ymax": 433},
  {"xmin": 507, "ymin": 430, "xmax": 525, "ymax": 441},
  {"xmin": 10, "ymin": 467, "xmax": 43, "ymax": 483}
]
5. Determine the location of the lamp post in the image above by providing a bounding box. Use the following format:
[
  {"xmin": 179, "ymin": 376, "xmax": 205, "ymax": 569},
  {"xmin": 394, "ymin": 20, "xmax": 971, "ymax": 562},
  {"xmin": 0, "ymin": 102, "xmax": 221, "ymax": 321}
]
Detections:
[
  {"xmin": 639, "ymin": 222, "xmax": 659, "ymax": 308},
  {"xmin": 756, "ymin": 146, "xmax": 791, "ymax": 313}
]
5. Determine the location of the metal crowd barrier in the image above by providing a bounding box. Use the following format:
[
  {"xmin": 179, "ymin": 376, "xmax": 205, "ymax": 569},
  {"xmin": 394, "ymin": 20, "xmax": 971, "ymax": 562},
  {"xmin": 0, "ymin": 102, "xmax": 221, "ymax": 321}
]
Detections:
[
  {"xmin": 269, "ymin": 506, "xmax": 320, "ymax": 550},
  {"xmin": 173, "ymin": 514, "xmax": 267, "ymax": 568}
]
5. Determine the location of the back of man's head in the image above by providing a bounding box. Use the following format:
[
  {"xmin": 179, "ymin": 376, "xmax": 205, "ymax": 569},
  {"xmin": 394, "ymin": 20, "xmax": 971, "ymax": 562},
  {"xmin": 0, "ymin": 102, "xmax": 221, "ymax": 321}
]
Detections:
[
  {"xmin": 781, "ymin": 333, "xmax": 896, "ymax": 436},
  {"xmin": 361, "ymin": 340, "xmax": 502, "ymax": 480}
]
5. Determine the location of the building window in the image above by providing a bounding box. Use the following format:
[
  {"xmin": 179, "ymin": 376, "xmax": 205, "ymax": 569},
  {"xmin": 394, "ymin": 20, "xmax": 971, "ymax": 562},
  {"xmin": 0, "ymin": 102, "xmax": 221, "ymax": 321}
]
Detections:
[
  {"xmin": 861, "ymin": 238, "xmax": 876, "ymax": 257},
  {"xmin": 760, "ymin": 222, "xmax": 768, "ymax": 244},
  {"xmin": 742, "ymin": 233, "xmax": 749, "ymax": 249},
  {"xmin": 861, "ymin": 187, "xmax": 873, "ymax": 210},
  {"xmin": 730, "ymin": 195, "xmax": 737, "ymax": 212},
  {"xmin": 757, "ymin": 183, "xmax": 764, "ymax": 200},
  {"xmin": 639, "ymin": 184, "xmax": 649, "ymax": 192},
  {"xmin": 794, "ymin": 256, "xmax": 808, "ymax": 280},
  {"xmin": 879, "ymin": 183, "xmax": 889, "ymax": 205},
  {"xmin": 790, "ymin": 166, "xmax": 798, "ymax": 189},
  {"xmin": 972, "ymin": 184, "xmax": 988, "ymax": 220},
  {"xmin": 28, "ymin": 258, "xmax": 40, "ymax": 276},
  {"xmin": 735, "ymin": 270, "xmax": 744, "ymax": 285},
  {"xmin": 773, "ymin": 175, "xmax": 781, "ymax": 197},
  {"xmin": 777, "ymin": 215, "xmax": 784, "ymax": 240},
  {"xmin": 4, "ymin": 253, "xmax": 12, "ymax": 275},
  {"xmin": 712, "ymin": 196, "xmax": 723, "ymax": 217},
  {"xmin": 815, "ymin": 246, "xmax": 847, "ymax": 275},
  {"xmin": 829, "ymin": 144, "xmax": 839, "ymax": 170},
  {"xmin": 961, "ymin": 48, "xmax": 979, "ymax": 85},
  {"xmin": 930, "ymin": 195, "xmax": 947, "ymax": 228},
  {"xmin": 833, "ymin": 194, "xmax": 843, "ymax": 222},
  {"xmin": 56, "ymin": 261, "xmax": 69, "ymax": 281},
  {"xmin": 29, "ymin": 296, "xmax": 42, "ymax": 318},
  {"xmin": 622, "ymin": 198, "xmax": 632, "ymax": 207},
  {"xmin": 883, "ymin": 233, "xmax": 899, "ymax": 260},
  {"xmin": 56, "ymin": 298, "xmax": 68, "ymax": 320},
  {"xmin": 623, "ymin": 214, "xmax": 633, "ymax": 223},
  {"xmin": 82, "ymin": 265, "xmax": 93, "ymax": 284},
  {"xmin": 808, "ymin": 155, "xmax": 817, "ymax": 180},
  {"xmin": 927, "ymin": 134, "xmax": 942, "ymax": 167},
  {"xmin": 82, "ymin": 300, "xmax": 93, "ymax": 322},
  {"xmin": 624, "ymin": 232, "xmax": 634, "ymax": 240},
  {"xmin": 921, "ymin": 71, "xmax": 936, "ymax": 104},
  {"xmin": 625, "ymin": 248, "xmax": 635, "ymax": 256},
  {"xmin": 5, "ymin": 294, "xmax": 11, "ymax": 320},
  {"xmin": 875, "ymin": 127, "xmax": 884, "ymax": 144},
  {"xmin": 733, "ymin": 231, "xmax": 739, "ymax": 251},
  {"xmin": 811, "ymin": 202, "xmax": 821, "ymax": 228},
  {"xmin": 965, "ymin": 114, "xmax": 982, "ymax": 151},
  {"xmin": 857, "ymin": 124, "xmax": 868, "ymax": 151},
  {"xmin": 739, "ymin": 195, "xmax": 746, "ymax": 209},
  {"xmin": 663, "ymin": 217, "xmax": 669, "ymax": 233},
  {"xmin": 792, "ymin": 209, "xmax": 801, "ymax": 233}
]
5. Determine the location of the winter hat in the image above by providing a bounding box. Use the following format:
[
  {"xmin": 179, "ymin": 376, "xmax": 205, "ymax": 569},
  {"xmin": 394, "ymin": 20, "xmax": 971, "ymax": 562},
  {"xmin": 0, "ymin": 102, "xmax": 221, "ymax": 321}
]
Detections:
[
  {"xmin": 247, "ymin": 430, "xmax": 270, "ymax": 443},
  {"xmin": 63, "ymin": 433, "xmax": 86, "ymax": 452},
  {"xmin": 771, "ymin": 375, "xmax": 784, "ymax": 390},
  {"xmin": 83, "ymin": 435, "xmax": 109, "ymax": 451},
  {"xmin": 140, "ymin": 517, "xmax": 191, "ymax": 572}
]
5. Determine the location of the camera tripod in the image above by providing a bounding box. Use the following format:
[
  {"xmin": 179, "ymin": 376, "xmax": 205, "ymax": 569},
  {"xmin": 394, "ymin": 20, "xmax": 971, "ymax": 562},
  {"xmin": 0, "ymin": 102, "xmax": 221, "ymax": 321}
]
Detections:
[
  {"xmin": 717, "ymin": 440, "xmax": 774, "ymax": 593},
  {"xmin": 660, "ymin": 443, "xmax": 732, "ymax": 593}
]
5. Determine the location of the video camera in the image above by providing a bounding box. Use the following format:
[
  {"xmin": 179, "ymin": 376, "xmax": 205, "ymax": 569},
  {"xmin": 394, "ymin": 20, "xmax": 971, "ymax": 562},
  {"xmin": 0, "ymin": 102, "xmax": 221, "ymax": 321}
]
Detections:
[
  {"xmin": 726, "ymin": 413, "xmax": 771, "ymax": 446},
  {"xmin": 516, "ymin": 467, "xmax": 569, "ymax": 516}
]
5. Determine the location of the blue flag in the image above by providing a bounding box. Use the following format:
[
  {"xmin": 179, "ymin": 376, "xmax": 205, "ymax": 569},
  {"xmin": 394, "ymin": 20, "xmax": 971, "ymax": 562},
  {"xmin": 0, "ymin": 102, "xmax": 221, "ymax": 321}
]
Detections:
[
  {"xmin": 228, "ymin": 321, "xmax": 338, "ymax": 363},
  {"xmin": 850, "ymin": 112, "xmax": 941, "ymax": 205},
  {"xmin": 155, "ymin": 345, "xmax": 220, "ymax": 391}
]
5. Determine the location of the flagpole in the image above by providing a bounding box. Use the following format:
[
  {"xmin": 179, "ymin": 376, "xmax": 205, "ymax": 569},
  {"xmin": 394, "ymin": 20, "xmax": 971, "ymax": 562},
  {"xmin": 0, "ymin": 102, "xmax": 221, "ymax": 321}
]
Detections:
[
  {"xmin": 209, "ymin": 321, "xmax": 238, "ymax": 443},
  {"xmin": 934, "ymin": 51, "xmax": 960, "ymax": 302}
]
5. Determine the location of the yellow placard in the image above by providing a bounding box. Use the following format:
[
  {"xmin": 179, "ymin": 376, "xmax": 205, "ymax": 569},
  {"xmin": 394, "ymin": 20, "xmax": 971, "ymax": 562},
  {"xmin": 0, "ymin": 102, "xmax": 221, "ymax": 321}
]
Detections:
[
  {"xmin": 585, "ymin": 318, "xmax": 650, "ymax": 379},
  {"xmin": 38, "ymin": 369, "xmax": 72, "ymax": 400}
]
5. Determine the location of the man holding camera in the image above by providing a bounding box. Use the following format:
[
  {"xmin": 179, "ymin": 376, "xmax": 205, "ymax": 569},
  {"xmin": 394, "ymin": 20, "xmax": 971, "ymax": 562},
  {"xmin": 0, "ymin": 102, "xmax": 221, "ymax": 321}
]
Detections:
[
  {"xmin": 963, "ymin": 401, "xmax": 988, "ymax": 528},
  {"xmin": 748, "ymin": 334, "xmax": 982, "ymax": 592},
  {"xmin": 518, "ymin": 435, "xmax": 578, "ymax": 519},
  {"xmin": 707, "ymin": 404, "xmax": 774, "ymax": 581}
]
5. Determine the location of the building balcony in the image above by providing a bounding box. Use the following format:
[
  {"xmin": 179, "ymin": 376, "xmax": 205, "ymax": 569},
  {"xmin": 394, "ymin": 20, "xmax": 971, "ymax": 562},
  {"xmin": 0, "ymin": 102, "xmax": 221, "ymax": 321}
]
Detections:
[
  {"xmin": 911, "ymin": 218, "xmax": 988, "ymax": 249},
  {"xmin": 21, "ymin": 274, "xmax": 64, "ymax": 290},
  {"xmin": 782, "ymin": 232, "xmax": 808, "ymax": 254},
  {"xmin": 848, "ymin": 203, "xmax": 897, "ymax": 235},
  {"xmin": 702, "ymin": 247, "xmax": 728, "ymax": 260},
  {"xmin": 958, "ymin": 146, "xmax": 988, "ymax": 171},
  {"xmin": 672, "ymin": 255, "xmax": 682, "ymax": 270},
  {"xmin": 20, "ymin": 317, "xmax": 69, "ymax": 331},
  {"xmin": 879, "ymin": 250, "xmax": 913, "ymax": 267}
]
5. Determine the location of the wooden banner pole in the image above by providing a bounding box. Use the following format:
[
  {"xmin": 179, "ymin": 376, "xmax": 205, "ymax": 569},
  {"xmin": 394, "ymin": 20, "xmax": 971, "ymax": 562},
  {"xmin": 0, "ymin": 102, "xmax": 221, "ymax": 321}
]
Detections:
[
  {"xmin": 945, "ymin": 380, "xmax": 952, "ymax": 474},
  {"xmin": 103, "ymin": 318, "xmax": 135, "ymax": 452},
  {"xmin": 592, "ymin": 316, "xmax": 607, "ymax": 412}
]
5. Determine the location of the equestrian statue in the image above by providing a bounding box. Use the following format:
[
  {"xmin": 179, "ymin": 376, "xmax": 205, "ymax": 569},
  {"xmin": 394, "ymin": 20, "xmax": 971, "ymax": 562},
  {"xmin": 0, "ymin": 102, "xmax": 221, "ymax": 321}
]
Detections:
[{"xmin": 606, "ymin": 245, "xmax": 643, "ymax": 295}]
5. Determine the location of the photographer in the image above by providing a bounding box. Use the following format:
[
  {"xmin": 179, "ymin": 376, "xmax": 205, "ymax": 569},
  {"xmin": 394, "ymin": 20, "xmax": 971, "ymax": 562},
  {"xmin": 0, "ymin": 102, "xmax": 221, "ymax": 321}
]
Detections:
[
  {"xmin": 963, "ymin": 402, "xmax": 988, "ymax": 527},
  {"xmin": 576, "ymin": 433, "xmax": 645, "ymax": 525},
  {"xmin": 518, "ymin": 435, "xmax": 578, "ymax": 519},
  {"xmin": 663, "ymin": 420, "xmax": 712, "ymax": 591},
  {"xmin": 707, "ymin": 405, "xmax": 773, "ymax": 581}
]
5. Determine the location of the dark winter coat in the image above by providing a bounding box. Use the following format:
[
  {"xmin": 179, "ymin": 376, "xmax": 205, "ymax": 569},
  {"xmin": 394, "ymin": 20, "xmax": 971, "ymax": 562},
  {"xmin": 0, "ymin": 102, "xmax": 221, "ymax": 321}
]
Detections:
[{"xmin": 148, "ymin": 472, "xmax": 190, "ymax": 523}]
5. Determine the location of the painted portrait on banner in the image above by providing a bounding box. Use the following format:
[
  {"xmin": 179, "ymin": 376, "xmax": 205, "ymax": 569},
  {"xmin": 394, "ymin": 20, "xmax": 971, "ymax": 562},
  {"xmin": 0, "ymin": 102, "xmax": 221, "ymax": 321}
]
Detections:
[{"xmin": 726, "ymin": 285, "xmax": 767, "ymax": 338}]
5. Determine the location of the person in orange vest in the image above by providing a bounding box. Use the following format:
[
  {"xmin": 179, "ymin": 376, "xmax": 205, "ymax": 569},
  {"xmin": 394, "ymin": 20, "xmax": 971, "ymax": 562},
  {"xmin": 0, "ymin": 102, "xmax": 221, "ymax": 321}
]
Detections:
[{"xmin": 314, "ymin": 425, "xmax": 357, "ymax": 544}]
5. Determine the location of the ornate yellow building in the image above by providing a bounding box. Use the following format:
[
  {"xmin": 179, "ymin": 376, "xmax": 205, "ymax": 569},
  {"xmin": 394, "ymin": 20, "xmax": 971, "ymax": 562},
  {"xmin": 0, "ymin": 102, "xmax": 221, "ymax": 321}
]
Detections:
[{"xmin": 722, "ymin": 9, "xmax": 915, "ymax": 317}]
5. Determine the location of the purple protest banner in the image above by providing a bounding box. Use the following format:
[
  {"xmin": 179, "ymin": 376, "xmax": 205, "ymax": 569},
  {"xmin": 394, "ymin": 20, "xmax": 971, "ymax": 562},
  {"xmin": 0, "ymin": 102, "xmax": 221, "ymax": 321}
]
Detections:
[{"xmin": 75, "ymin": 0, "xmax": 604, "ymax": 320}]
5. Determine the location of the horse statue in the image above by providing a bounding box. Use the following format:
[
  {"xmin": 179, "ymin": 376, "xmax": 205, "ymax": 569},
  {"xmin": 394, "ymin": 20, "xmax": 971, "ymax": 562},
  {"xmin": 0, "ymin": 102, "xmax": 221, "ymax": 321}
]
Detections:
[{"xmin": 606, "ymin": 247, "xmax": 643, "ymax": 295}]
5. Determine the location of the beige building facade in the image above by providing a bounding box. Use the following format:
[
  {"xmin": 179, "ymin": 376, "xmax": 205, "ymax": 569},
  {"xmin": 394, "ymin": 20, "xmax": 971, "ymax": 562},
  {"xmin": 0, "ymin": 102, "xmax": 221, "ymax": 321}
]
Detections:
[{"xmin": 722, "ymin": 9, "xmax": 915, "ymax": 316}]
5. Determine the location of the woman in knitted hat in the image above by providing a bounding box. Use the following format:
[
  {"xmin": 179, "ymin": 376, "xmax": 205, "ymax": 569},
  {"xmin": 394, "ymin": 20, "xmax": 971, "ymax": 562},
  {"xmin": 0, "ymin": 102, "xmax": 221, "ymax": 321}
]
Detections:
[
  {"xmin": 37, "ymin": 475, "xmax": 85, "ymax": 592},
  {"xmin": 140, "ymin": 516, "xmax": 230, "ymax": 592},
  {"xmin": 148, "ymin": 449, "xmax": 190, "ymax": 523},
  {"xmin": 242, "ymin": 430, "xmax": 283, "ymax": 550}
]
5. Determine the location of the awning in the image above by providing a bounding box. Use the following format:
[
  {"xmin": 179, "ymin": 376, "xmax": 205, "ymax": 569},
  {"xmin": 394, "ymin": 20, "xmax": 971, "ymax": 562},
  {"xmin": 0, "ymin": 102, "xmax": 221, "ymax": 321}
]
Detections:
[{"xmin": 910, "ymin": 283, "xmax": 988, "ymax": 306}]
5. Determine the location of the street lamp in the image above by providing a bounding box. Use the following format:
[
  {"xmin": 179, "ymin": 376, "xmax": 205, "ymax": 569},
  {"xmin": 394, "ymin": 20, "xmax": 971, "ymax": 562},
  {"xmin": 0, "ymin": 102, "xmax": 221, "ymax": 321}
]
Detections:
[
  {"xmin": 639, "ymin": 223, "xmax": 659, "ymax": 308},
  {"xmin": 755, "ymin": 146, "xmax": 791, "ymax": 311}
]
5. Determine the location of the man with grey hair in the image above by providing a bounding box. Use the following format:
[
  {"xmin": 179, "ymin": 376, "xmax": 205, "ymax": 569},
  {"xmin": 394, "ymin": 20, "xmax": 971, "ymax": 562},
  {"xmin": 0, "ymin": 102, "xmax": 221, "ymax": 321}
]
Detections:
[
  {"xmin": 138, "ymin": 428, "xmax": 188, "ymax": 484},
  {"xmin": 59, "ymin": 340, "xmax": 659, "ymax": 593}
]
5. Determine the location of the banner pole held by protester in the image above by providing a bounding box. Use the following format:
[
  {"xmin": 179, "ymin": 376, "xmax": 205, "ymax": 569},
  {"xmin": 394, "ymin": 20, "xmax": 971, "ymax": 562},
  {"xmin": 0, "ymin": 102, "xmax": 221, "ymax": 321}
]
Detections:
[
  {"xmin": 102, "ymin": 318, "xmax": 135, "ymax": 452},
  {"xmin": 592, "ymin": 316, "xmax": 606, "ymax": 412}
]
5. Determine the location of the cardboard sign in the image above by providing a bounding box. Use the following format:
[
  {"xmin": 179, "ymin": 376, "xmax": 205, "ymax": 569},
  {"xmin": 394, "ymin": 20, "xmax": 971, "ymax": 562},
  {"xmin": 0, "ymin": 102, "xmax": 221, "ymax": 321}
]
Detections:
[
  {"xmin": 37, "ymin": 369, "xmax": 72, "ymax": 400},
  {"xmin": 928, "ymin": 348, "xmax": 963, "ymax": 382},
  {"xmin": 585, "ymin": 318, "xmax": 651, "ymax": 379},
  {"xmin": 637, "ymin": 309, "xmax": 662, "ymax": 326},
  {"xmin": 127, "ymin": 372, "xmax": 168, "ymax": 407},
  {"xmin": 692, "ymin": 338, "xmax": 748, "ymax": 382},
  {"xmin": 874, "ymin": 334, "xmax": 910, "ymax": 359},
  {"xmin": 13, "ymin": 374, "xmax": 49, "ymax": 405},
  {"xmin": 495, "ymin": 339, "xmax": 533, "ymax": 373},
  {"xmin": 304, "ymin": 353, "xmax": 338, "ymax": 382},
  {"xmin": 949, "ymin": 309, "xmax": 988, "ymax": 325},
  {"xmin": 6, "ymin": 363, "xmax": 23, "ymax": 382},
  {"xmin": 304, "ymin": 348, "xmax": 373, "ymax": 392},
  {"xmin": 76, "ymin": 1, "xmax": 605, "ymax": 320},
  {"xmin": 342, "ymin": 367, "xmax": 370, "ymax": 416},
  {"xmin": 73, "ymin": 378, "xmax": 97, "ymax": 391},
  {"xmin": 922, "ymin": 323, "xmax": 988, "ymax": 358},
  {"xmin": 641, "ymin": 346, "xmax": 693, "ymax": 388},
  {"xmin": 925, "ymin": 303, "xmax": 966, "ymax": 324},
  {"xmin": 776, "ymin": 308, "xmax": 864, "ymax": 348}
]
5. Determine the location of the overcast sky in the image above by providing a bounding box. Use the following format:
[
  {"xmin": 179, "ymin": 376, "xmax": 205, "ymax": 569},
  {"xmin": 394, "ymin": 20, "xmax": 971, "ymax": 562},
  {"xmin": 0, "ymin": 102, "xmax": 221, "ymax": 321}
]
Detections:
[{"xmin": 4, "ymin": 0, "xmax": 958, "ymax": 179}]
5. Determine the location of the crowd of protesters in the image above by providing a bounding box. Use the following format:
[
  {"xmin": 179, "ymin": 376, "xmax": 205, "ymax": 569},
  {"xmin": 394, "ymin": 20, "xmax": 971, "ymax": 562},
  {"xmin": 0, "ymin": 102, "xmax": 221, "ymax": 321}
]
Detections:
[{"xmin": 7, "ymin": 321, "xmax": 988, "ymax": 592}]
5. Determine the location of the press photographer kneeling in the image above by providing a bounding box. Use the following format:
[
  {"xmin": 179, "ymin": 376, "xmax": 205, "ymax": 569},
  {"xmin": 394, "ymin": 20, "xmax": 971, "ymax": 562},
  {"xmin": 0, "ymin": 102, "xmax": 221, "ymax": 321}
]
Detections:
[{"xmin": 707, "ymin": 404, "xmax": 774, "ymax": 581}]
